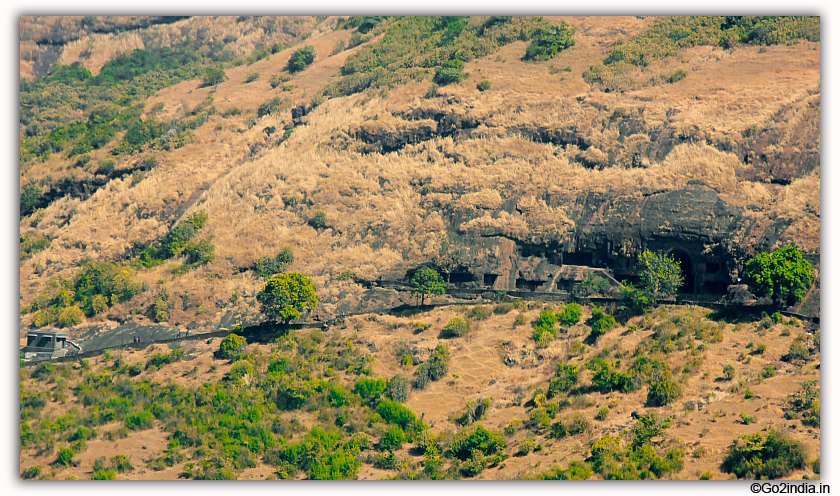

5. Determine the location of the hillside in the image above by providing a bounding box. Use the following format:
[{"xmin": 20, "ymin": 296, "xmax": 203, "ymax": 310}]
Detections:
[{"xmin": 19, "ymin": 15, "xmax": 820, "ymax": 481}]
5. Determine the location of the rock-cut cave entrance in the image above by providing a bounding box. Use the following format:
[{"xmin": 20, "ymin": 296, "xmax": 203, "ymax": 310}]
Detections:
[{"xmin": 672, "ymin": 249, "xmax": 695, "ymax": 294}]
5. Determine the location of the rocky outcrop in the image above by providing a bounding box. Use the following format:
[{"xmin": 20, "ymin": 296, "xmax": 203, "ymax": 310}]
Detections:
[{"xmin": 443, "ymin": 184, "xmax": 795, "ymax": 298}]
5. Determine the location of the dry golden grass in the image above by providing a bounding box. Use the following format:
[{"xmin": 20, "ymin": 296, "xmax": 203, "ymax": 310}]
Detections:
[{"xmin": 19, "ymin": 16, "xmax": 820, "ymax": 328}]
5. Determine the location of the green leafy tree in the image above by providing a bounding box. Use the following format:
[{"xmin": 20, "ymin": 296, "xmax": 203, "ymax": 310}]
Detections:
[
  {"xmin": 288, "ymin": 46, "xmax": 316, "ymax": 73},
  {"xmin": 635, "ymin": 250, "xmax": 685, "ymax": 304},
  {"xmin": 202, "ymin": 67, "xmax": 228, "ymax": 87},
  {"xmin": 57, "ymin": 306, "xmax": 85, "ymax": 327},
  {"xmin": 257, "ymin": 272, "xmax": 319, "ymax": 324},
  {"xmin": 523, "ymin": 22, "xmax": 577, "ymax": 61},
  {"xmin": 410, "ymin": 267, "xmax": 446, "ymax": 305},
  {"xmin": 448, "ymin": 424, "xmax": 506, "ymax": 461},
  {"xmin": 433, "ymin": 60, "xmax": 467, "ymax": 86},
  {"xmin": 744, "ymin": 245, "xmax": 814, "ymax": 306},
  {"xmin": 219, "ymin": 334, "xmax": 246, "ymax": 360}
]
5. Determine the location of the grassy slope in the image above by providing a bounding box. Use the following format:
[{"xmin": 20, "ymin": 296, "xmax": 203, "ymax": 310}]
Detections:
[
  {"xmin": 19, "ymin": 17, "xmax": 820, "ymax": 334},
  {"xmin": 20, "ymin": 302, "xmax": 820, "ymax": 480}
]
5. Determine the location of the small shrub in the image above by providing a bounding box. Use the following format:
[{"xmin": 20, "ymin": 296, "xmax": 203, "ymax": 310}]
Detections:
[
  {"xmin": 255, "ymin": 247, "xmax": 295, "ymax": 279},
  {"xmin": 56, "ymin": 447, "xmax": 76, "ymax": 467},
  {"xmin": 57, "ymin": 306, "xmax": 85, "ymax": 327},
  {"xmin": 31, "ymin": 362, "xmax": 56, "ymax": 380},
  {"xmin": 385, "ymin": 374, "xmax": 410, "ymax": 402},
  {"xmin": 587, "ymin": 307, "xmax": 616, "ymax": 339},
  {"xmin": 400, "ymin": 354, "xmax": 414, "ymax": 369},
  {"xmin": 354, "ymin": 377, "xmax": 386, "ymax": 403},
  {"xmin": 448, "ymin": 424, "xmax": 506, "ymax": 461},
  {"xmin": 245, "ymin": 71, "xmax": 260, "ymax": 83},
  {"xmin": 127, "ymin": 363, "xmax": 143, "ymax": 377},
  {"xmin": 218, "ymin": 333, "xmax": 246, "ymax": 360},
  {"xmin": 19, "ymin": 232, "xmax": 52, "ymax": 260},
  {"xmin": 744, "ymin": 390, "xmax": 755, "ymax": 399},
  {"xmin": 493, "ymin": 302, "xmax": 515, "ymax": 315},
  {"xmin": 310, "ymin": 210, "xmax": 327, "ymax": 229},
  {"xmin": 227, "ymin": 359, "xmax": 256, "ymax": 382},
  {"xmin": 380, "ymin": 425, "xmax": 407, "ymax": 451},
  {"xmin": 551, "ymin": 414, "xmax": 590, "ymax": 438},
  {"xmin": 667, "ymin": 67, "xmax": 689, "ymax": 83},
  {"xmin": 21, "ymin": 465, "xmax": 42, "ymax": 479},
  {"xmin": 476, "ymin": 79, "xmax": 491, "ymax": 91},
  {"xmin": 92, "ymin": 468, "xmax": 117, "ymax": 480},
  {"xmin": 513, "ymin": 314, "xmax": 527, "ymax": 327},
  {"xmin": 467, "ymin": 305, "xmax": 492, "ymax": 321},
  {"xmin": 441, "ymin": 317, "xmax": 470, "ymax": 338},
  {"xmin": 595, "ymin": 407, "xmax": 610, "ymax": 420},
  {"xmin": 456, "ymin": 398, "xmax": 491, "ymax": 426},
  {"xmin": 647, "ymin": 376, "xmax": 682, "ymax": 406},
  {"xmin": 125, "ymin": 411, "xmax": 154, "ymax": 431},
  {"xmin": 110, "ymin": 455, "xmax": 134, "ymax": 472},
  {"xmin": 739, "ymin": 412, "xmax": 754, "ymax": 425},
  {"xmin": 761, "ymin": 365, "xmax": 776, "ymax": 379},
  {"xmin": 96, "ymin": 158, "xmax": 116, "ymax": 175},
  {"xmin": 699, "ymin": 472, "xmax": 712, "ymax": 480},
  {"xmin": 517, "ymin": 437, "xmax": 537, "ymax": 456},
  {"xmin": 723, "ymin": 364, "xmax": 736, "ymax": 380},
  {"xmin": 575, "ymin": 275, "xmax": 610, "ymax": 297},
  {"xmin": 557, "ymin": 303, "xmax": 584, "ymax": 326},
  {"xmin": 414, "ymin": 344, "xmax": 450, "ymax": 389},
  {"xmin": 548, "ymin": 363, "xmax": 579, "ymax": 396},
  {"xmin": 785, "ymin": 340, "xmax": 810, "ymax": 361}
]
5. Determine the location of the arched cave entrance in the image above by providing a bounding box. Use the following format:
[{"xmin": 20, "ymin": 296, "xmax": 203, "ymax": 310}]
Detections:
[{"xmin": 672, "ymin": 250, "xmax": 695, "ymax": 294}]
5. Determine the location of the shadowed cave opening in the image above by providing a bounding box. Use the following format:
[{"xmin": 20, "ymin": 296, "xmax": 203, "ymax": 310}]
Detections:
[{"xmin": 672, "ymin": 250, "xmax": 695, "ymax": 294}]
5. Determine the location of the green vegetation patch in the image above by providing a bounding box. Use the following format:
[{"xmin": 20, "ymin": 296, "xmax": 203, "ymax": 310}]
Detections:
[
  {"xmin": 522, "ymin": 22, "xmax": 577, "ymax": 61},
  {"xmin": 20, "ymin": 232, "xmax": 52, "ymax": 260},
  {"xmin": 721, "ymin": 430, "xmax": 807, "ymax": 479},
  {"xmin": 744, "ymin": 245, "xmax": 815, "ymax": 306},
  {"xmin": 24, "ymin": 261, "xmax": 143, "ymax": 327},
  {"xmin": 584, "ymin": 16, "xmax": 819, "ymax": 91},
  {"xmin": 326, "ymin": 16, "xmax": 561, "ymax": 97}
]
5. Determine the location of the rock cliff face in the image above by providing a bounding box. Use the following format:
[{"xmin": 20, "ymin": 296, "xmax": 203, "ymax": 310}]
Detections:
[{"xmin": 377, "ymin": 184, "xmax": 805, "ymax": 303}]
